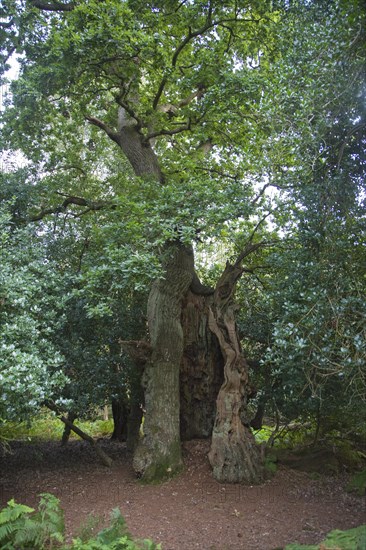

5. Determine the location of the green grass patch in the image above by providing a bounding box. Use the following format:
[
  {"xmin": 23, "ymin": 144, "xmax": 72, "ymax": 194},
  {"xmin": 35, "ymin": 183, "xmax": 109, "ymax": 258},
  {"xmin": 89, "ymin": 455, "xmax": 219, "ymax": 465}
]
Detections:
[{"xmin": 0, "ymin": 411, "xmax": 114, "ymax": 443}]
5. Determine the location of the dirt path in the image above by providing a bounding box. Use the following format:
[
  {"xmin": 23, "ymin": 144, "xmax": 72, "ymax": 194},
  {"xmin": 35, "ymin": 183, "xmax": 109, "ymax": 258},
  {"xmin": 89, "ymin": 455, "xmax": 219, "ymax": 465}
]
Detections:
[{"xmin": 1, "ymin": 439, "xmax": 365, "ymax": 549}]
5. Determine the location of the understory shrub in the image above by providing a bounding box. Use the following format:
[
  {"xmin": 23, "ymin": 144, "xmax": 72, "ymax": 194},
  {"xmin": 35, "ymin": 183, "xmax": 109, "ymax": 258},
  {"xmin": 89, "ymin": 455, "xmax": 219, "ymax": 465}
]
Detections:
[{"xmin": 0, "ymin": 494, "xmax": 160, "ymax": 549}]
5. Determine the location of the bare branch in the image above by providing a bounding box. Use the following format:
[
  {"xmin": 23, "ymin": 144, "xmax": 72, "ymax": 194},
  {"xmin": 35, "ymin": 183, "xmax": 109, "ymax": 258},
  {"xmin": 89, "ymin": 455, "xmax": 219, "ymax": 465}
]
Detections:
[
  {"xmin": 194, "ymin": 166, "xmax": 238, "ymax": 180},
  {"xmin": 45, "ymin": 401, "xmax": 113, "ymax": 467},
  {"xmin": 251, "ymin": 182, "xmax": 272, "ymax": 206},
  {"xmin": 58, "ymin": 163, "xmax": 87, "ymax": 176}
]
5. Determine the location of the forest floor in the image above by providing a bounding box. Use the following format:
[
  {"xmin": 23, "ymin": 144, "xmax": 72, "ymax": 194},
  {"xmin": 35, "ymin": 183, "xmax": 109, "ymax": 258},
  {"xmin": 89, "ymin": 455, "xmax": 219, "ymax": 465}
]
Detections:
[{"xmin": 1, "ymin": 438, "xmax": 365, "ymax": 550}]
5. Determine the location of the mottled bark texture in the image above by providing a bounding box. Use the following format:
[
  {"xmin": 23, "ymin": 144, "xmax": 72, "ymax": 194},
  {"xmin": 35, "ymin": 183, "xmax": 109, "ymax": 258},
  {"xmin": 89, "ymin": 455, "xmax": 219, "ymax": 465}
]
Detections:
[
  {"xmin": 133, "ymin": 242, "xmax": 195, "ymax": 481},
  {"xmin": 180, "ymin": 290, "xmax": 224, "ymax": 440},
  {"xmin": 118, "ymin": 127, "xmax": 163, "ymax": 181},
  {"xmin": 112, "ymin": 119, "xmax": 192, "ymax": 480},
  {"xmin": 208, "ymin": 262, "xmax": 264, "ymax": 483}
]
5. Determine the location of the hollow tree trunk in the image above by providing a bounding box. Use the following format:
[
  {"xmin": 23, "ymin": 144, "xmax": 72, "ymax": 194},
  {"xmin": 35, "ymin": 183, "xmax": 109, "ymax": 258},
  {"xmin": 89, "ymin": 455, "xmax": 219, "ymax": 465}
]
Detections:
[
  {"xmin": 180, "ymin": 290, "xmax": 224, "ymax": 440},
  {"xmin": 133, "ymin": 242, "xmax": 194, "ymax": 481},
  {"xmin": 93, "ymin": 114, "xmax": 263, "ymax": 481},
  {"xmin": 208, "ymin": 262, "xmax": 264, "ymax": 483}
]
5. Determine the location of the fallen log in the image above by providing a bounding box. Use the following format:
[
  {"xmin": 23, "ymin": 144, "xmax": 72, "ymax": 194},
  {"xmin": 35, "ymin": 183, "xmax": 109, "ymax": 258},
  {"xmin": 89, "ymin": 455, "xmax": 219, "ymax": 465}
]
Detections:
[{"xmin": 45, "ymin": 401, "xmax": 113, "ymax": 467}]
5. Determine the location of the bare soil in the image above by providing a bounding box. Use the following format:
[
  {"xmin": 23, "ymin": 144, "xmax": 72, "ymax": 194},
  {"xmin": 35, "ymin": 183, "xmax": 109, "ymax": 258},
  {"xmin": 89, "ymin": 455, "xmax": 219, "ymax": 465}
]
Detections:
[{"xmin": 1, "ymin": 439, "xmax": 365, "ymax": 549}]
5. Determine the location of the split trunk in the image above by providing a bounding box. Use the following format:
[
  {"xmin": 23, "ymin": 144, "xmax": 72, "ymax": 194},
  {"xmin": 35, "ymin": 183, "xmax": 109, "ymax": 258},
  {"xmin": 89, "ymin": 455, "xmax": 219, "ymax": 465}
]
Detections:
[{"xmin": 103, "ymin": 120, "xmax": 264, "ymax": 483}]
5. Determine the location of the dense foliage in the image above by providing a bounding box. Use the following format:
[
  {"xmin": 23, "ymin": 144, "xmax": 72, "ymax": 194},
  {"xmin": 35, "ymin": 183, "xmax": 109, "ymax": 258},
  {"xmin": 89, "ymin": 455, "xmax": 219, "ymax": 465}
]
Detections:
[
  {"xmin": 0, "ymin": 0, "xmax": 365, "ymax": 443},
  {"xmin": 0, "ymin": 197, "xmax": 68, "ymax": 421}
]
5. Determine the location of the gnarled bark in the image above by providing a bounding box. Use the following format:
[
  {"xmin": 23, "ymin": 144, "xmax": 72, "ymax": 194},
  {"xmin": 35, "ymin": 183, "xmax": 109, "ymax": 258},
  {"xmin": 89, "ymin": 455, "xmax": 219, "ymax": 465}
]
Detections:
[
  {"xmin": 133, "ymin": 242, "xmax": 194, "ymax": 481},
  {"xmin": 208, "ymin": 263, "xmax": 264, "ymax": 483},
  {"xmin": 87, "ymin": 111, "xmax": 263, "ymax": 483}
]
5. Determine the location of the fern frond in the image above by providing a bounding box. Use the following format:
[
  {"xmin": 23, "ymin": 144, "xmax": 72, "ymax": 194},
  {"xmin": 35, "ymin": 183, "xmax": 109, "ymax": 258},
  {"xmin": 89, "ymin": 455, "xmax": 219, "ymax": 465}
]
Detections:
[
  {"xmin": 0, "ymin": 500, "xmax": 34, "ymax": 525},
  {"xmin": 96, "ymin": 508, "xmax": 129, "ymax": 545},
  {"xmin": 0, "ymin": 493, "xmax": 64, "ymax": 549},
  {"xmin": 13, "ymin": 517, "xmax": 41, "ymax": 546},
  {"xmin": 0, "ymin": 520, "xmax": 16, "ymax": 540}
]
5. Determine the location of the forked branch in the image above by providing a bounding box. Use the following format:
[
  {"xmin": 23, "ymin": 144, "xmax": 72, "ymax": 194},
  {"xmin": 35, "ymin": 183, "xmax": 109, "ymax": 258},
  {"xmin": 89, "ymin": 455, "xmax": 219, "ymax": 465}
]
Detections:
[{"xmin": 85, "ymin": 116, "xmax": 121, "ymax": 145}]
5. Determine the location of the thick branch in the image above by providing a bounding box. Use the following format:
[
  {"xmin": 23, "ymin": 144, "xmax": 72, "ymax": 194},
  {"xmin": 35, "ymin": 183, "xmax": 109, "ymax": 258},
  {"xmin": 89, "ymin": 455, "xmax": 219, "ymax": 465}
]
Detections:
[
  {"xmin": 1, "ymin": 47, "xmax": 16, "ymax": 66},
  {"xmin": 153, "ymin": 77, "xmax": 168, "ymax": 111},
  {"xmin": 190, "ymin": 270, "xmax": 214, "ymax": 295},
  {"xmin": 120, "ymin": 340, "xmax": 152, "ymax": 366},
  {"xmin": 115, "ymin": 98, "xmax": 143, "ymax": 131},
  {"xmin": 29, "ymin": 194, "xmax": 114, "ymax": 222},
  {"xmin": 251, "ymin": 182, "xmax": 272, "ymax": 206},
  {"xmin": 29, "ymin": 0, "xmax": 75, "ymax": 11},
  {"xmin": 86, "ymin": 116, "xmax": 121, "ymax": 146},
  {"xmin": 153, "ymin": 10, "xmax": 256, "ymax": 110},
  {"xmin": 178, "ymin": 86, "xmax": 205, "ymax": 107},
  {"xmin": 145, "ymin": 121, "xmax": 191, "ymax": 142},
  {"xmin": 153, "ymin": 14, "xmax": 213, "ymax": 110}
]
